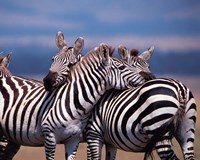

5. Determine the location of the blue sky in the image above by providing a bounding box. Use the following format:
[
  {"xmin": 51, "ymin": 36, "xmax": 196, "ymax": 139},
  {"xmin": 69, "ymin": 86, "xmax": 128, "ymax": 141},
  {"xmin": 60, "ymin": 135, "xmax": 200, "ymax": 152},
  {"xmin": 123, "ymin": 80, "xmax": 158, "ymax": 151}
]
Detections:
[{"xmin": 0, "ymin": 0, "xmax": 200, "ymax": 53}]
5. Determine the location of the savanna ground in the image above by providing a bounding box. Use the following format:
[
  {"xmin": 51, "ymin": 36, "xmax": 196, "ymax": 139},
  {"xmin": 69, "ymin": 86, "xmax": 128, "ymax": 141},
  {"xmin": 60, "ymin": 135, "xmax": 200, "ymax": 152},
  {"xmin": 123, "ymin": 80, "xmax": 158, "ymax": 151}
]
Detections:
[{"xmin": 14, "ymin": 76, "xmax": 200, "ymax": 160}]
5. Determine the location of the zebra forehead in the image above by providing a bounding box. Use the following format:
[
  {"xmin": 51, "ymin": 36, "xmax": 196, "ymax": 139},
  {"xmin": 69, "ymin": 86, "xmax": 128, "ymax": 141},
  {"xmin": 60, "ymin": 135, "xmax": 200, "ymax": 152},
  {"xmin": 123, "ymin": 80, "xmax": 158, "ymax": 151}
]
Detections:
[
  {"xmin": 112, "ymin": 57, "xmax": 131, "ymax": 67},
  {"xmin": 131, "ymin": 56, "xmax": 148, "ymax": 65},
  {"xmin": 54, "ymin": 48, "xmax": 74, "ymax": 59}
]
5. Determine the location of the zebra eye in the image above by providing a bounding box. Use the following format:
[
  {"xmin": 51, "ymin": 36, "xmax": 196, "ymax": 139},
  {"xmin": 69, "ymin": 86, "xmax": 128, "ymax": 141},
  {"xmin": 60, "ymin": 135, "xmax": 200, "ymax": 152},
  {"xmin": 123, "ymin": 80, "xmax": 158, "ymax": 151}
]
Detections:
[
  {"xmin": 118, "ymin": 65, "xmax": 126, "ymax": 70},
  {"xmin": 68, "ymin": 63, "xmax": 74, "ymax": 68}
]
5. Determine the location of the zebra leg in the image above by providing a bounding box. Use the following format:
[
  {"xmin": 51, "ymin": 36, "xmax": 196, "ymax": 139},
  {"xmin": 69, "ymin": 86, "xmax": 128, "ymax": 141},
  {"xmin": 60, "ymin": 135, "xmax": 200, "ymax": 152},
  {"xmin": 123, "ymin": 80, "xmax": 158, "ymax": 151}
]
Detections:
[
  {"xmin": 105, "ymin": 144, "xmax": 117, "ymax": 160},
  {"xmin": 44, "ymin": 132, "xmax": 57, "ymax": 160},
  {"xmin": 1, "ymin": 141, "xmax": 21, "ymax": 160},
  {"xmin": 175, "ymin": 96, "xmax": 196, "ymax": 160},
  {"xmin": 155, "ymin": 135, "xmax": 179, "ymax": 160},
  {"xmin": 87, "ymin": 139, "xmax": 103, "ymax": 160},
  {"xmin": 175, "ymin": 116, "xmax": 196, "ymax": 160},
  {"xmin": 0, "ymin": 135, "xmax": 8, "ymax": 159},
  {"xmin": 64, "ymin": 137, "xmax": 80, "ymax": 160}
]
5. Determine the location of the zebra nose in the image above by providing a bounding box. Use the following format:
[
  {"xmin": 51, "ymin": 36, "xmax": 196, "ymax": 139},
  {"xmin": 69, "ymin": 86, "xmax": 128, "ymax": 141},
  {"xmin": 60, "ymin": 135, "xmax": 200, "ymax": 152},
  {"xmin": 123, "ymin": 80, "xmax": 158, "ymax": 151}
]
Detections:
[
  {"xmin": 139, "ymin": 71, "xmax": 156, "ymax": 81},
  {"xmin": 43, "ymin": 71, "xmax": 58, "ymax": 91}
]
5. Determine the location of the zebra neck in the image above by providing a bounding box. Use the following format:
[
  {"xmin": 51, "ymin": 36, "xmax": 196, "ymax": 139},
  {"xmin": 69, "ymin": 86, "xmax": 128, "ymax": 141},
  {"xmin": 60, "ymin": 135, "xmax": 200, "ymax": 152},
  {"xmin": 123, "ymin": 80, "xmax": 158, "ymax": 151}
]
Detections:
[{"xmin": 62, "ymin": 71, "xmax": 108, "ymax": 117}]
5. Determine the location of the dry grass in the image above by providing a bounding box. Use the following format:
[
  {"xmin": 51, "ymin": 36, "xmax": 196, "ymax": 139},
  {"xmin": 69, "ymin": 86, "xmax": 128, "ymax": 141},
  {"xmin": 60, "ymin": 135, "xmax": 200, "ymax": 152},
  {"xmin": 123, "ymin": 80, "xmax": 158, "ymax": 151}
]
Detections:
[{"xmin": 13, "ymin": 99, "xmax": 200, "ymax": 160}]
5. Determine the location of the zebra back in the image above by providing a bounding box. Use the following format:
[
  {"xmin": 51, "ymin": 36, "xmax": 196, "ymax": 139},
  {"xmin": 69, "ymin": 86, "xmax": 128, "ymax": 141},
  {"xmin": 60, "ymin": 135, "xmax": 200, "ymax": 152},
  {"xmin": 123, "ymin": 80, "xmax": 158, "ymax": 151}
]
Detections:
[
  {"xmin": 0, "ymin": 53, "xmax": 12, "ymax": 77},
  {"xmin": 43, "ymin": 31, "xmax": 84, "ymax": 91}
]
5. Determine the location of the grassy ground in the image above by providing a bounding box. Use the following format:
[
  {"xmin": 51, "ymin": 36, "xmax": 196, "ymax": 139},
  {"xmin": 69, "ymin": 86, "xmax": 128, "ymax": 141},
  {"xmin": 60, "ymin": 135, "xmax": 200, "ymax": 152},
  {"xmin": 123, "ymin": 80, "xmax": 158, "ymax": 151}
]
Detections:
[{"xmin": 13, "ymin": 99, "xmax": 200, "ymax": 160}]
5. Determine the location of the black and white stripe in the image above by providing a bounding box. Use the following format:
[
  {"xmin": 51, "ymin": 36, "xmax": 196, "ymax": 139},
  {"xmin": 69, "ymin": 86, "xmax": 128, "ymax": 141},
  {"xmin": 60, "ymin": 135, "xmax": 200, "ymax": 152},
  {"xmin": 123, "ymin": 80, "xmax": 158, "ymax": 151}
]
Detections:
[
  {"xmin": 0, "ymin": 43, "xmax": 154, "ymax": 160},
  {"xmin": 85, "ymin": 78, "xmax": 196, "ymax": 160},
  {"xmin": 0, "ymin": 32, "xmax": 85, "ymax": 160}
]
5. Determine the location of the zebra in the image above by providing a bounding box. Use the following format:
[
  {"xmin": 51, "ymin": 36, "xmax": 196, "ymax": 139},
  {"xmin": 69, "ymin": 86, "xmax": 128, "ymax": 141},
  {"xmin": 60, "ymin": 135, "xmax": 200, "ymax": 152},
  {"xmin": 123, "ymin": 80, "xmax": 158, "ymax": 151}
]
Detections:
[
  {"xmin": 85, "ymin": 77, "xmax": 197, "ymax": 160},
  {"xmin": 0, "ymin": 31, "xmax": 85, "ymax": 160},
  {"xmin": 0, "ymin": 43, "xmax": 155, "ymax": 160}
]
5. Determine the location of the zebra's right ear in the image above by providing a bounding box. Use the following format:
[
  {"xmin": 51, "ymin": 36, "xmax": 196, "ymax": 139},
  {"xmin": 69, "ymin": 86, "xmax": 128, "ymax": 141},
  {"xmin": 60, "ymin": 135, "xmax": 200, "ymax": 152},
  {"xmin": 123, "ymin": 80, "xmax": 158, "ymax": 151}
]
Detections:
[
  {"xmin": 74, "ymin": 37, "xmax": 84, "ymax": 55},
  {"xmin": 139, "ymin": 46, "xmax": 154, "ymax": 61},
  {"xmin": 56, "ymin": 31, "xmax": 68, "ymax": 50},
  {"xmin": 118, "ymin": 45, "xmax": 129, "ymax": 61}
]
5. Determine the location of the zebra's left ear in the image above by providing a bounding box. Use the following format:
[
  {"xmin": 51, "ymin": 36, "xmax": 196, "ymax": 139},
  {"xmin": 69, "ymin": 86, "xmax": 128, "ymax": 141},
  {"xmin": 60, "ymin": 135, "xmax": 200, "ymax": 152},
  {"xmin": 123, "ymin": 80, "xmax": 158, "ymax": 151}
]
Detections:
[
  {"xmin": 139, "ymin": 46, "xmax": 154, "ymax": 61},
  {"xmin": 99, "ymin": 43, "xmax": 110, "ymax": 64},
  {"xmin": 74, "ymin": 37, "xmax": 84, "ymax": 55},
  {"xmin": 2, "ymin": 52, "xmax": 12, "ymax": 67}
]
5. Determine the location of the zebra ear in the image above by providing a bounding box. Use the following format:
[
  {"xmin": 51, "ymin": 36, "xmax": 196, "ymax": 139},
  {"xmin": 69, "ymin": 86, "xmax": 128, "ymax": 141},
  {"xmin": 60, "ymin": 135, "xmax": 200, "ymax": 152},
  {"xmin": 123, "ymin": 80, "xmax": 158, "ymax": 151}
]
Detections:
[
  {"xmin": 2, "ymin": 52, "xmax": 12, "ymax": 67},
  {"xmin": 118, "ymin": 45, "xmax": 129, "ymax": 61},
  {"xmin": 56, "ymin": 31, "xmax": 68, "ymax": 50},
  {"xmin": 74, "ymin": 37, "xmax": 84, "ymax": 55},
  {"xmin": 99, "ymin": 43, "xmax": 110, "ymax": 64},
  {"xmin": 139, "ymin": 46, "xmax": 154, "ymax": 61}
]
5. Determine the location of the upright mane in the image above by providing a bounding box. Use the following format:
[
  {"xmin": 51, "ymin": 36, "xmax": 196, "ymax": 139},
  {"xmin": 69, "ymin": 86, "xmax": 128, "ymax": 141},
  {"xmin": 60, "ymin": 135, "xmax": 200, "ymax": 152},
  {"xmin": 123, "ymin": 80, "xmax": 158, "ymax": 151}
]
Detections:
[
  {"xmin": 65, "ymin": 45, "xmax": 110, "ymax": 83},
  {"xmin": 71, "ymin": 46, "xmax": 107, "ymax": 71}
]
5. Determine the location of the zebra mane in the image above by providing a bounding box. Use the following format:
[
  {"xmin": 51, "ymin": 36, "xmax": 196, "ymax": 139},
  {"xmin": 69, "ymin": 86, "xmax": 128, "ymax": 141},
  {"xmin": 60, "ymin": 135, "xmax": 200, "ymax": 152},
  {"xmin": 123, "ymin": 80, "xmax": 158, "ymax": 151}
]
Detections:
[
  {"xmin": 65, "ymin": 44, "xmax": 110, "ymax": 81},
  {"xmin": 130, "ymin": 48, "xmax": 139, "ymax": 57},
  {"xmin": 79, "ymin": 45, "xmax": 109, "ymax": 65}
]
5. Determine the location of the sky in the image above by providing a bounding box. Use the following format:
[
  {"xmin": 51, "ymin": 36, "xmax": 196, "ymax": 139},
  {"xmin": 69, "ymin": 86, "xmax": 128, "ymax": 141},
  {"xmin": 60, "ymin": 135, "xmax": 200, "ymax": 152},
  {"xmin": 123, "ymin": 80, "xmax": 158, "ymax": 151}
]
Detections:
[{"xmin": 0, "ymin": 0, "xmax": 200, "ymax": 53}]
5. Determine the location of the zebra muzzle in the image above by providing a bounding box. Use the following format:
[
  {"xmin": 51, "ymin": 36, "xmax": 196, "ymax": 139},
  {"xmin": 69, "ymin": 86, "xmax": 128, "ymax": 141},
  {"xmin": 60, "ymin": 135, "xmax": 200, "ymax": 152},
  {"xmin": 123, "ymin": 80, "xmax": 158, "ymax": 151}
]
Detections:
[
  {"xmin": 43, "ymin": 71, "xmax": 58, "ymax": 91},
  {"xmin": 139, "ymin": 71, "xmax": 156, "ymax": 81}
]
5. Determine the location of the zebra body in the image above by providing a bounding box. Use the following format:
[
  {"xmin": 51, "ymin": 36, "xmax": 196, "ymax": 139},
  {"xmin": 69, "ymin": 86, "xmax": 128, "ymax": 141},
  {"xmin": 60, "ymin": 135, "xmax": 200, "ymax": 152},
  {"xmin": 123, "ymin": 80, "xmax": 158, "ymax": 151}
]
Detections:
[
  {"xmin": 86, "ymin": 78, "xmax": 196, "ymax": 160},
  {"xmin": 0, "ymin": 44, "xmax": 154, "ymax": 160},
  {"xmin": 0, "ymin": 76, "xmax": 46, "ymax": 145}
]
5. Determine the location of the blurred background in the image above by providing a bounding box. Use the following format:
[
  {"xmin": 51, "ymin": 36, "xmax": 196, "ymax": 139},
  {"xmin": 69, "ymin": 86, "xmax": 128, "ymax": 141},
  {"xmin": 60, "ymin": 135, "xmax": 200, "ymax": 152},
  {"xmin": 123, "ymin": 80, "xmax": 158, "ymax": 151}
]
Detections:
[{"xmin": 0, "ymin": 0, "xmax": 200, "ymax": 159}]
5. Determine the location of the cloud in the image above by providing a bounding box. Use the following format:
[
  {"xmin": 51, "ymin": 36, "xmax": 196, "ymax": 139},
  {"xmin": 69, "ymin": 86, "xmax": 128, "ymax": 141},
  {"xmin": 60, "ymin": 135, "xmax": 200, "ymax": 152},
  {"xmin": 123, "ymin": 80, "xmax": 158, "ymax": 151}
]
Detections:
[
  {"xmin": 0, "ymin": 35, "xmax": 54, "ymax": 48},
  {"xmin": 1, "ymin": 35, "xmax": 200, "ymax": 53},
  {"xmin": 0, "ymin": 10, "xmax": 83, "ymax": 30},
  {"xmin": 0, "ymin": 0, "xmax": 199, "ymax": 54},
  {"xmin": 95, "ymin": 1, "xmax": 200, "ymax": 24},
  {"xmin": 85, "ymin": 35, "xmax": 200, "ymax": 52}
]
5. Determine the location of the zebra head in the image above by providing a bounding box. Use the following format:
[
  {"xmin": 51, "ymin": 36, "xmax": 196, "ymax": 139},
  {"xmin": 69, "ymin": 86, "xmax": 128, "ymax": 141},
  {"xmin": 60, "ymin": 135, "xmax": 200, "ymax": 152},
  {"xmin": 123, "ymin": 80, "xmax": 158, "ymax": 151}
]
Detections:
[
  {"xmin": 43, "ymin": 31, "xmax": 84, "ymax": 91},
  {"xmin": 118, "ymin": 45, "xmax": 156, "ymax": 87},
  {"xmin": 0, "ymin": 52, "xmax": 12, "ymax": 77},
  {"xmin": 89, "ymin": 43, "xmax": 152, "ymax": 90}
]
